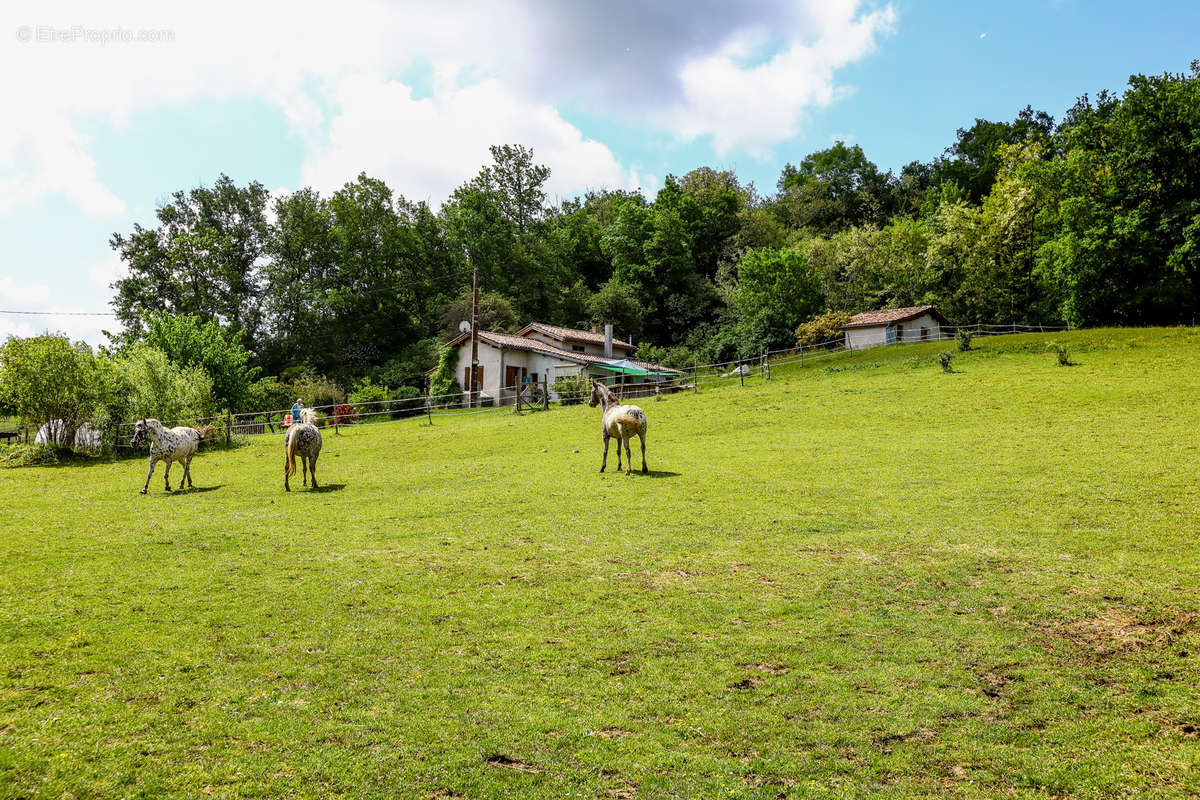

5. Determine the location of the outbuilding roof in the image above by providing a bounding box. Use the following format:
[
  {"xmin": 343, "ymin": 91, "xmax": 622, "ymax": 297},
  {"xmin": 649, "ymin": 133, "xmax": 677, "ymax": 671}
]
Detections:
[
  {"xmin": 841, "ymin": 305, "xmax": 950, "ymax": 329},
  {"xmin": 441, "ymin": 329, "xmax": 679, "ymax": 374}
]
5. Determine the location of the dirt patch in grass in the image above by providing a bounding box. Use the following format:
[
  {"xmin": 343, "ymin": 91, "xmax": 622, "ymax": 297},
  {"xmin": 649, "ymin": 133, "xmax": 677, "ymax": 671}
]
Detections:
[
  {"xmin": 1046, "ymin": 608, "xmax": 1199, "ymax": 655},
  {"xmin": 592, "ymin": 727, "xmax": 629, "ymax": 739},
  {"xmin": 485, "ymin": 753, "xmax": 542, "ymax": 773},
  {"xmin": 873, "ymin": 727, "xmax": 936, "ymax": 752},
  {"xmin": 744, "ymin": 663, "xmax": 789, "ymax": 675}
]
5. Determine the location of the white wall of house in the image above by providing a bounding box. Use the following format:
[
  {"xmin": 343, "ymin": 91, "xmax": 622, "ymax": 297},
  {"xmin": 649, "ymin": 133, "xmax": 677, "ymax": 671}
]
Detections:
[
  {"xmin": 892, "ymin": 314, "xmax": 943, "ymax": 343},
  {"xmin": 845, "ymin": 325, "xmax": 889, "ymax": 349},
  {"xmin": 452, "ymin": 341, "xmax": 504, "ymax": 404},
  {"xmin": 846, "ymin": 314, "xmax": 944, "ymax": 349},
  {"xmin": 451, "ymin": 342, "xmax": 585, "ymax": 404}
]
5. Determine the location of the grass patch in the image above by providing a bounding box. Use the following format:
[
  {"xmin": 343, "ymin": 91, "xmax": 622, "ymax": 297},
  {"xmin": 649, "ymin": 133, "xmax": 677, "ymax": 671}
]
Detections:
[{"xmin": 2, "ymin": 328, "xmax": 1200, "ymax": 798}]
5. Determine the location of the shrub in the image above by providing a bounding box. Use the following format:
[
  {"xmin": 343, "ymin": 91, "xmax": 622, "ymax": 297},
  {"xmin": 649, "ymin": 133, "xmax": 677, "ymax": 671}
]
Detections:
[
  {"xmin": 248, "ymin": 378, "xmax": 294, "ymax": 414},
  {"xmin": 796, "ymin": 311, "xmax": 852, "ymax": 349},
  {"xmin": 291, "ymin": 375, "xmax": 345, "ymax": 412},
  {"xmin": 389, "ymin": 385, "xmax": 424, "ymax": 418},
  {"xmin": 140, "ymin": 312, "xmax": 259, "ymax": 411},
  {"xmin": 1055, "ymin": 344, "xmax": 1072, "ymax": 366},
  {"xmin": 553, "ymin": 374, "xmax": 592, "ymax": 406},
  {"xmin": 956, "ymin": 329, "xmax": 973, "ymax": 352},
  {"xmin": 939, "ymin": 351, "xmax": 954, "ymax": 373},
  {"xmin": 0, "ymin": 334, "xmax": 107, "ymax": 439},
  {"xmin": 116, "ymin": 345, "xmax": 216, "ymax": 425},
  {"xmin": 429, "ymin": 347, "xmax": 461, "ymax": 404},
  {"xmin": 348, "ymin": 378, "xmax": 389, "ymax": 419}
]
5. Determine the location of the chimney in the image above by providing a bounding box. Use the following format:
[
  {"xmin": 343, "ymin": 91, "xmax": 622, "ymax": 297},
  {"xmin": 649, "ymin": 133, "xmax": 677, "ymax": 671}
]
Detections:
[{"xmin": 604, "ymin": 324, "xmax": 613, "ymax": 358}]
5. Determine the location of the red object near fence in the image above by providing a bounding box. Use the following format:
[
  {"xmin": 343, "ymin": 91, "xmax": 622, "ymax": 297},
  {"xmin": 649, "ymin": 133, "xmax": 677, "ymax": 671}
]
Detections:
[
  {"xmin": 283, "ymin": 413, "xmax": 294, "ymax": 428},
  {"xmin": 333, "ymin": 404, "xmax": 358, "ymax": 426}
]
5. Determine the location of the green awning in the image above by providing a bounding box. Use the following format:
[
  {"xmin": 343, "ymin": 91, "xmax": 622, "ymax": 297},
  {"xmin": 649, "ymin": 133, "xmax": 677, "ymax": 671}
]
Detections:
[{"xmin": 590, "ymin": 359, "xmax": 657, "ymax": 376}]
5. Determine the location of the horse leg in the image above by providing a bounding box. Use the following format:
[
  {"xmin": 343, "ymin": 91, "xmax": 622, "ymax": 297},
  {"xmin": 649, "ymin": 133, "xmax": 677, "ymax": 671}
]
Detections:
[
  {"xmin": 141, "ymin": 456, "xmax": 156, "ymax": 494},
  {"xmin": 623, "ymin": 437, "xmax": 632, "ymax": 476},
  {"xmin": 163, "ymin": 461, "xmax": 173, "ymax": 492},
  {"xmin": 615, "ymin": 434, "xmax": 623, "ymax": 472},
  {"xmin": 309, "ymin": 453, "xmax": 318, "ymax": 489},
  {"xmin": 301, "ymin": 454, "xmax": 309, "ymax": 487},
  {"xmin": 639, "ymin": 430, "xmax": 648, "ymax": 474},
  {"xmin": 284, "ymin": 453, "xmax": 290, "ymax": 492},
  {"xmin": 186, "ymin": 454, "xmax": 194, "ymax": 488},
  {"xmin": 600, "ymin": 435, "xmax": 609, "ymax": 473},
  {"xmin": 179, "ymin": 456, "xmax": 190, "ymax": 490}
]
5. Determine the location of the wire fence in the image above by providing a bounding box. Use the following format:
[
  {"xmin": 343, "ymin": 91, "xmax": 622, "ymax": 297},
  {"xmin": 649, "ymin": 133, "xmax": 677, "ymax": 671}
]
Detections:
[{"xmin": 9, "ymin": 323, "xmax": 1072, "ymax": 454}]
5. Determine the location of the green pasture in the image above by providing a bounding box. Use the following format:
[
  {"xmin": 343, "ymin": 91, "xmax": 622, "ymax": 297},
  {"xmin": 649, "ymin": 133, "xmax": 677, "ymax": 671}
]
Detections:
[{"xmin": 2, "ymin": 329, "xmax": 1200, "ymax": 798}]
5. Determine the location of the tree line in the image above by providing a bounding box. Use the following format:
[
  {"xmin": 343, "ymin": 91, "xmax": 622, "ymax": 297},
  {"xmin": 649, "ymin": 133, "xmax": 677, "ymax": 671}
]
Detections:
[{"xmin": 23, "ymin": 61, "xmax": 1200, "ymax": 417}]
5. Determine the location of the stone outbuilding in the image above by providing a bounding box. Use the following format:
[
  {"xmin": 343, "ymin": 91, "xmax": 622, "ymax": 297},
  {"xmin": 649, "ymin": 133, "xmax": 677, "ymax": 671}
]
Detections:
[{"xmin": 841, "ymin": 306, "xmax": 950, "ymax": 349}]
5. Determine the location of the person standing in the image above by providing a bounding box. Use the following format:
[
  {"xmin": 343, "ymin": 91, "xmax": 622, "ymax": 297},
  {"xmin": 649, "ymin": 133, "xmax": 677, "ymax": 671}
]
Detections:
[{"xmin": 290, "ymin": 398, "xmax": 304, "ymax": 428}]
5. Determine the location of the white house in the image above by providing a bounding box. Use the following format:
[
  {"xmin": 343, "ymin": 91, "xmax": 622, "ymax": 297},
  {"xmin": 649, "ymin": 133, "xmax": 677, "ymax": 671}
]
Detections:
[
  {"xmin": 438, "ymin": 322, "xmax": 679, "ymax": 405},
  {"xmin": 841, "ymin": 306, "xmax": 950, "ymax": 350}
]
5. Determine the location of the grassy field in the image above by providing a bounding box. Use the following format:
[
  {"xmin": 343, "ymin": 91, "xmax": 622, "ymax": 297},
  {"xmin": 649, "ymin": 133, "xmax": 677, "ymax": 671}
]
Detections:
[{"xmin": 2, "ymin": 328, "xmax": 1200, "ymax": 799}]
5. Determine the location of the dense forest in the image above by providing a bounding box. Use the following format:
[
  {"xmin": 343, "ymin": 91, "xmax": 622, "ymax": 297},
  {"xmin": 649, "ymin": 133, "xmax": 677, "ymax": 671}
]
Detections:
[{"xmin": 105, "ymin": 63, "xmax": 1200, "ymax": 398}]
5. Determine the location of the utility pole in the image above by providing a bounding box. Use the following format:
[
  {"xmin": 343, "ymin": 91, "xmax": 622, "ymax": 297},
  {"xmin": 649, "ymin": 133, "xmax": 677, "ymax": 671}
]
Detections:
[{"xmin": 470, "ymin": 267, "xmax": 480, "ymax": 408}]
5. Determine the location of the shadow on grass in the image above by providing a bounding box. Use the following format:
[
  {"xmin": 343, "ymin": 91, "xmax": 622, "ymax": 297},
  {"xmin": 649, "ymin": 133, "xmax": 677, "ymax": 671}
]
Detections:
[
  {"xmin": 163, "ymin": 485, "xmax": 223, "ymax": 496},
  {"xmin": 307, "ymin": 483, "xmax": 346, "ymax": 493},
  {"xmin": 602, "ymin": 470, "xmax": 680, "ymax": 478}
]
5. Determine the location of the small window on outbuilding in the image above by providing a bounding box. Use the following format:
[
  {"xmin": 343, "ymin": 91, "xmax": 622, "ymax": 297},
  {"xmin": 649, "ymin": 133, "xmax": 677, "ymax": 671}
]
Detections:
[
  {"xmin": 572, "ymin": 345, "xmax": 585, "ymax": 352},
  {"xmin": 920, "ymin": 327, "xmax": 929, "ymax": 341}
]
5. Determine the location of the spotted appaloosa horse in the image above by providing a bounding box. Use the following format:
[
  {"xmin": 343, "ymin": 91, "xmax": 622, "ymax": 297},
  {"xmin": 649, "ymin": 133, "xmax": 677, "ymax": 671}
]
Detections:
[
  {"xmin": 588, "ymin": 380, "xmax": 648, "ymax": 475},
  {"xmin": 130, "ymin": 419, "xmax": 215, "ymax": 494},
  {"xmin": 284, "ymin": 408, "xmax": 323, "ymax": 491}
]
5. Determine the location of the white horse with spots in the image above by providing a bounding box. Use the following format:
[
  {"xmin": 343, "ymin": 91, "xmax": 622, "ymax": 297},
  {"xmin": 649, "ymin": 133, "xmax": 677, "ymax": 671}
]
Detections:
[
  {"xmin": 284, "ymin": 408, "xmax": 323, "ymax": 491},
  {"xmin": 587, "ymin": 380, "xmax": 648, "ymax": 475},
  {"xmin": 130, "ymin": 419, "xmax": 215, "ymax": 494}
]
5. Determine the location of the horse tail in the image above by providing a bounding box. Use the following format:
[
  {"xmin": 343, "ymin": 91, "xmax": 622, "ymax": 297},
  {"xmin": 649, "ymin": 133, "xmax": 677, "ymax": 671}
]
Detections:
[{"xmin": 285, "ymin": 429, "xmax": 298, "ymax": 479}]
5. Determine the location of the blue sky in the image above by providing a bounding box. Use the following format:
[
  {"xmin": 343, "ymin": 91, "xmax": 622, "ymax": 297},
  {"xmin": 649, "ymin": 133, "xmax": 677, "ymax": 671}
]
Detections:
[{"xmin": 0, "ymin": 0, "xmax": 1196, "ymax": 346}]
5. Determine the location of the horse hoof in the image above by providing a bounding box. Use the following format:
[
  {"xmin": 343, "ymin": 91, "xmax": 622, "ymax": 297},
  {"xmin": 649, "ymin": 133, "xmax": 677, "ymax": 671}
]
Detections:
[{"xmin": 139, "ymin": 489, "xmax": 147, "ymax": 495}]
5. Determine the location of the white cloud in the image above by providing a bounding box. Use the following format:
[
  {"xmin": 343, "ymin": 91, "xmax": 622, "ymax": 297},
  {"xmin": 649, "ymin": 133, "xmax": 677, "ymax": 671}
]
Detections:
[
  {"xmin": 88, "ymin": 253, "xmax": 127, "ymax": 289},
  {"xmin": 0, "ymin": 0, "xmax": 895, "ymax": 215},
  {"xmin": 0, "ymin": 276, "xmax": 52, "ymax": 306},
  {"xmin": 301, "ymin": 75, "xmax": 643, "ymax": 204},
  {"xmin": 664, "ymin": 3, "xmax": 897, "ymax": 155}
]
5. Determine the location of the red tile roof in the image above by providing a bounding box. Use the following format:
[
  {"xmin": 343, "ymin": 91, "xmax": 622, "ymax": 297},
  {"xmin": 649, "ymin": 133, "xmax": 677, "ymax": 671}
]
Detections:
[
  {"xmin": 515, "ymin": 322, "xmax": 633, "ymax": 349},
  {"xmin": 442, "ymin": 328, "xmax": 679, "ymax": 373},
  {"xmin": 841, "ymin": 305, "xmax": 949, "ymax": 329}
]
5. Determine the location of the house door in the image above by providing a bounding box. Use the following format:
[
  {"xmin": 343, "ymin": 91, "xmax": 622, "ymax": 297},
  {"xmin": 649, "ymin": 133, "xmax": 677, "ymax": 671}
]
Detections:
[
  {"xmin": 505, "ymin": 365, "xmax": 521, "ymax": 393},
  {"xmin": 463, "ymin": 365, "xmax": 483, "ymax": 404}
]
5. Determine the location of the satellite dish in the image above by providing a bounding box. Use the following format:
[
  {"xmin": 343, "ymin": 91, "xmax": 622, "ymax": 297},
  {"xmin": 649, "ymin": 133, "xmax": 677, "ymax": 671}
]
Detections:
[{"xmin": 458, "ymin": 320, "xmax": 471, "ymax": 333}]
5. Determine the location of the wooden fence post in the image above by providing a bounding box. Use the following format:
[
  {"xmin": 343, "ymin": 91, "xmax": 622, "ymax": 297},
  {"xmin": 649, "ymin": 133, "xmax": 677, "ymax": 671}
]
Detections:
[
  {"xmin": 693, "ymin": 363, "xmax": 698, "ymax": 393},
  {"xmin": 740, "ymin": 361, "xmax": 745, "ymax": 387},
  {"xmin": 543, "ymin": 374, "xmax": 549, "ymax": 411}
]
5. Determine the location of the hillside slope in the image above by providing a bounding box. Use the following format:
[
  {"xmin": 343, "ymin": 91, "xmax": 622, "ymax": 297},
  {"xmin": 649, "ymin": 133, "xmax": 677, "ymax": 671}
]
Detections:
[{"xmin": 2, "ymin": 329, "xmax": 1199, "ymax": 799}]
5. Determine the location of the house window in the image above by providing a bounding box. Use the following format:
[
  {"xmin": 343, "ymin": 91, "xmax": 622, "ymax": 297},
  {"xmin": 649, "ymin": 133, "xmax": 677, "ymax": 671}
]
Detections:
[
  {"xmin": 530, "ymin": 372, "xmax": 538, "ymax": 384},
  {"xmin": 894, "ymin": 325, "xmax": 903, "ymax": 342},
  {"xmin": 572, "ymin": 345, "xmax": 585, "ymax": 352},
  {"xmin": 920, "ymin": 327, "xmax": 929, "ymax": 341}
]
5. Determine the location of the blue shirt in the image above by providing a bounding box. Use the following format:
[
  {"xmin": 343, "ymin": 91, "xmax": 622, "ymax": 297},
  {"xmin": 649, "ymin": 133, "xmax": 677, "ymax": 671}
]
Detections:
[{"xmin": 291, "ymin": 403, "xmax": 302, "ymax": 421}]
